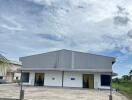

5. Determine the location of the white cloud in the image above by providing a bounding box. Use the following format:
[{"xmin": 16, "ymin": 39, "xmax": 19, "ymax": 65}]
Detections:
[
  {"xmin": 0, "ymin": 0, "xmax": 132, "ymax": 61},
  {"xmin": 0, "ymin": 15, "xmax": 25, "ymax": 31}
]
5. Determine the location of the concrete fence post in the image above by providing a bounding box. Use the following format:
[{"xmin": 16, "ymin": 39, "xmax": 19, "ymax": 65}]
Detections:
[
  {"xmin": 20, "ymin": 70, "xmax": 24, "ymax": 100},
  {"xmin": 109, "ymin": 72, "xmax": 112, "ymax": 100},
  {"xmin": 20, "ymin": 90, "xmax": 24, "ymax": 100}
]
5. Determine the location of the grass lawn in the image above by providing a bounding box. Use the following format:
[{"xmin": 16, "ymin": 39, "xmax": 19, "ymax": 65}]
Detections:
[{"xmin": 113, "ymin": 80, "xmax": 132, "ymax": 100}]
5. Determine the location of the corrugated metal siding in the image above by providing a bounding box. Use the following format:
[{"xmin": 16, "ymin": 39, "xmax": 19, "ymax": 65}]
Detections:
[
  {"xmin": 58, "ymin": 50, "xmax": 72, "ymax": 69},
  {"xmin": 20, "ymin": 49, "xmax": 115, "ymax": 71},
  {"xmin": 74, "ymin": 52, "xmax": 113, "ymax": 70},
  {"xmin": 20, "ymin": 51, "xmax": 59, "ymax": 69}
]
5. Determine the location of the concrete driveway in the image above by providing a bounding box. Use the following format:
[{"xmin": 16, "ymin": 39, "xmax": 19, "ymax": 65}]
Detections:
[{"xmin": 0, "ymin": 84, "xmax": 129, "ymax": 100}]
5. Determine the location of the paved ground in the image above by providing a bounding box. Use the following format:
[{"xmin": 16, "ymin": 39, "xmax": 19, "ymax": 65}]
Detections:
[{"xmin": 0, "ymin": 84, "xmax": 129, "ymax": 100}]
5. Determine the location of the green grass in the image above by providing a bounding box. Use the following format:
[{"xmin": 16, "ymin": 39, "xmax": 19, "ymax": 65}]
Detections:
[{"xmin": 112, "ymin": 80, "xmax": 132, "ymax": 100}]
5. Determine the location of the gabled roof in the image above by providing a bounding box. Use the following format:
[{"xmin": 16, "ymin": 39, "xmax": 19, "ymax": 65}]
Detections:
[
  {"xmin": 20, "ymin": 49, "xmax": 116, "ymax": 72},
  {"xmin": 20, "ymin": 49, "xmax": 115, "ymax": 60},
  {"xmin": 0, "ymin": 54, "xmax": 21, "ymax": 65}
]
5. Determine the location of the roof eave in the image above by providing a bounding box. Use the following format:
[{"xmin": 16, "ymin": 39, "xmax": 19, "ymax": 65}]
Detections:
[{"xmin": 20, "ymin": 68, "xmax": 112, "ymax": 73}]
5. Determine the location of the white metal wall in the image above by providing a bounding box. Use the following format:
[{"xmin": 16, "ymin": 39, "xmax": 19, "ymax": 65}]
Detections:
[
  {"xmin": 23, "ymin": 71, "xmax": 110, "ymax": 89},
  {"xmin": 29, "ymin": 72, "xmax": 35, "ymax": 85},
  {"xmin": 63, "ymin": 71, "xmax": 82, "ymax": 88},
  {"xmin": 23, "ymin": 71, "xmax": 62, "ymax": 86},
  {"xmin": 44, "ymin": 71, "xmax": 62, "ymax": 86},
  {"xmin": 94, "ymin": 73, "xmax": 100, "ymax": 89}
]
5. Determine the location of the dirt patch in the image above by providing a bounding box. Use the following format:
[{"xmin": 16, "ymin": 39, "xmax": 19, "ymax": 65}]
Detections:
[{"xmin": 0, "ymin": 84, "xmax": 129, "ymax": 100}]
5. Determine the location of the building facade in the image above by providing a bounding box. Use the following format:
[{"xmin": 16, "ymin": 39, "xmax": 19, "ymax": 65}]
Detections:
[
  {"xmin": 0, "ymin": 54, "xmax": 21, "ymax": 83},
  {"xmin": 0, "ymin": 54, "xmax": 8, "ymax": 82},
  {"xmin": 20, "ymin": 49, "xmax": 115, "ymax": 89},
  {"xmin": 6, "ymin": 61, "xmax": 21, "ymax": 82}
]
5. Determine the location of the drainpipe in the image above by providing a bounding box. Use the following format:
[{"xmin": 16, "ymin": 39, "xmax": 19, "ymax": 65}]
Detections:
[{"xmin": 109, "ymin": 72, "xmax": 112, "ymax": 100}]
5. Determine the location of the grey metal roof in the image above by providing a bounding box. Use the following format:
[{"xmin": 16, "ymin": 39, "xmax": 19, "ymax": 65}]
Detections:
[{"xmin": 20, "ymin": 49, "xmax": 116, "ymax": 72}]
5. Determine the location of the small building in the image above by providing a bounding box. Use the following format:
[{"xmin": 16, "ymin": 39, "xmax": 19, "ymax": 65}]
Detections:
[
  {"xmin": 20, "ymin": 49, "xmax": 115, "ymax": 89},
  {"xmin": 129, "ymin": 70, "xmax": 132, "ymax": 80},
  {"xmin": 0, "ymin": 54, "xmax": 21, "ymax": 83},
  {"xmin": 6, "ymin": 60, "xmax": 22, "ymax": 82},
  {"xmin": 0, "ymin": 54, "xmax": 9, "ymax": 82}
]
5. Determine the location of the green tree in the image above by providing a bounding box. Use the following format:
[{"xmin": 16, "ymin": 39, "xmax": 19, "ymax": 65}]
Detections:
[{"xmin": 122, "ymin": 75, "xmax": 129, "ymax": 80}]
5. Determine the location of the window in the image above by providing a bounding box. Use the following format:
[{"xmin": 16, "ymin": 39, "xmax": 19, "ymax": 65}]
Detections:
[
  {"xmin": 16, "ymin": 77, "xmax": 18, "ymax": 80},
  {"xmin": 71, "ymin": 78, "xmax": 75, "ymax": 80},
  {"xmin": 0, "ymin": 76, "xmax": 3, "ymax": 79},
  {"xmin": 101, "ymin": 75, "xmax": 111, "ymax": 86},
  {"xmin": 22, "ymin": 72, "xmax": 29, "ymax": 82}
]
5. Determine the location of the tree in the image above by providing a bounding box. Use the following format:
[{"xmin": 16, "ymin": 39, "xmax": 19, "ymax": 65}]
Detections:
[{"xmin": 122, "ymin": 75, "xmax": 129, "ymax": 80}]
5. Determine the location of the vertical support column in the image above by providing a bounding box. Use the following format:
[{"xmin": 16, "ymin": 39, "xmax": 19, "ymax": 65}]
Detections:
[
  {"xmin": 62, "ymin": 71, "xmax": 64, "ymax": 87},
  {"xmin": 71, "ymin": 51, "xmax": 74, "ymax": 69}
]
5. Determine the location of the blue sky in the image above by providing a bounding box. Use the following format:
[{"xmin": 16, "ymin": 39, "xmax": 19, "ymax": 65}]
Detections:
[{"xmin": 0, "ymin": 0, "xmax": 132, "ymax": 77}]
